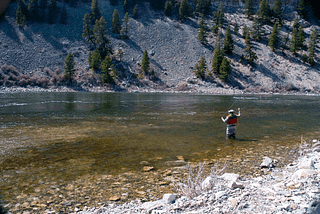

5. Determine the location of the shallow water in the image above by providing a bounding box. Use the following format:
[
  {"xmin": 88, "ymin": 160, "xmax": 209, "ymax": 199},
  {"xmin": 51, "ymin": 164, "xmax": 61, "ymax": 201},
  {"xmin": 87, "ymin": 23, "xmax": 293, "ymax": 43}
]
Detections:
[{"xmin": 0, "ymin": 93, "xmax": 320, "ymax": 210}]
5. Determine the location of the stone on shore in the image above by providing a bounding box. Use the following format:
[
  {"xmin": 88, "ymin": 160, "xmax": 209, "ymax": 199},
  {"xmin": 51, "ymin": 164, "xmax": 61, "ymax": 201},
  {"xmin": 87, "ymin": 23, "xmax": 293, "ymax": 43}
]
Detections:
[
  {"xmin": 260, "ymin": 157, "xmax": 274, "ymax": 169},
  {"xmin": 165, "ymin": 160, "xmax": 187, "ymax": 166},
  {"xmin": 163, "ymin": 193, "xmax": 177, "ymax": 204},
  {"xmin": 221, "ymin": 173, "xmax": 240, "ymax": 182},
  {"xmin": 292, "ymin": 169, "xmax": 317, "ymax": 180}
]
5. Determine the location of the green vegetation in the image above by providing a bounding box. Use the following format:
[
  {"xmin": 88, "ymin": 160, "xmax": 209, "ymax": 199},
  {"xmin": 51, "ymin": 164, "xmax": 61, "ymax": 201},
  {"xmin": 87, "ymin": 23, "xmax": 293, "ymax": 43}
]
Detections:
[
  {"xmin": 244, "ymin": 0, "xmax": 254, "ymax": 19},
  {"xmin": 89, "ymin": 49, "xmax": 102, "ymax": 70},
  {"xmin": 198, "ymin": 15, "xmax": 209, "ymax": 44},
  {"xmin": 256, "ymin": 0, "xmax": 271, "ymax": 23},
  {"xmin": 297, "ymin": 0, "xmax": 306, "ymax": 19},
  {"xmin": 101, "ymin": 56, "xmax": 115, "ymax": 83},
  {"xmin": 16, "ymin": 2, "xmax": 27, "ymax": 26},
  {"xmin": 194, "ymin": 0, "xmax": 211, "ymax": 16},
  {"xmin": 213, "ymin": 2, "xmax": 224, "ymax": 28},
  {"xmin": 141, "ymin": 49, "xmax": 150, "ymax": 74},
  {"xmin": 234, "ymin": 23, "xmax": 239, "ymax": 35},
  {"xmin": 179, "ymin": 0, "xmax": 192, "ymax": 22},
  {"xmin": 112, "ymin": 9, "xmax": 121, "ymax": 34},
  {"xmin": 90, "ymin": 0, "xmax": 101, "ymax": 25},
  {"xmin": 219, "ymin": 57, "xmax": 231, "ymax": 82},
  {"xmin": 60, "ymin": 5, "xmax": 68, "ymax": 25},
  {"xmin": 93, "ymin": 17, "xmax": 113, "ymax": 59},
  {"xmin": 244, "ymin": 32, "xmax": 257, "ymax": 63},
  {"xmin": 164, "ymin": 0, "xmax": 173, "ymax": 16},
  {"xmin": 212, "ymin": 33, "xmax": 223, "ymax": 74},
  {"xmin": 223, "ymin": 25, "xmax": 234, "ymax": 54},
  {"xmin": 120, "ymin": 12, "xmax": 130, "ymax": 39},
  {"xmin": 307, "ymin": 29, "xmax": 318, "ymax": 66},
  {"xmin": 64, "ymin": 53, "xmax": 75, "ymax": 81},
  {"xmin": 242, "ymin": 25, "xmax": 249, "ymax": 39},
  {"xmin": 268, "ymin": 23, "xmax": 279, "ymax": 52},
  {"xmin": 193, "ymin": 55, "xmax": 207, "ymax": 79},
  {"xmin": 82, "ymin": 13, "xmax": 95, "ymax": 45},
  {"xmin": 272, "ymin": 0, "xmax": 282, "ymax": 23},
  {"xmin": 132, "ymin": 5, "xmax": 138, "ymax": 18}
]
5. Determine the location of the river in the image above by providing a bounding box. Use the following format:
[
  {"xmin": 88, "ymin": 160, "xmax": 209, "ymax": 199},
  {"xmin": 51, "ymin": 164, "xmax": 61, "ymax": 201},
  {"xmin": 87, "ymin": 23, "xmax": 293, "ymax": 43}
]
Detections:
[{"xmin": 0, "ymin": 92, "xmax": 319, "ymax": 212}]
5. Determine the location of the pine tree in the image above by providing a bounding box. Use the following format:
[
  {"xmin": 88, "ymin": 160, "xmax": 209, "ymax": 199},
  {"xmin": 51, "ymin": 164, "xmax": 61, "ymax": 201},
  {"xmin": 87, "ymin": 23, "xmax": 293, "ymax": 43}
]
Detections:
[
  {"xmin": 195, "ymin": 0, "xmax": 211, "ymax": 16},
  {"xmin": 245, "ymin": 32, "xmax": 257, "ymax": 63},
  {"xmin": 193, "ymin": 55, "xmax": 207, "ymax": 79},
  {"xmin": 48, "ymin": 0, "xmax": 57, "ymax": 24},
  {"xmin": 252, "ymin": 16, "xmax": 264, "ymax": 40},
  {"xmin": 123, "ymin": 0, "xmax": 129, "ymax": 13},
  {"xmin": 93, "ymin": 17, "xmax": 113, "ymax": 59},
  {"xmin": 281, "ymin": 33, "xmax": 289, "ymax": 53},
  {"xmin": 90, "ymin": 0, "xmax": 101, "ymax": 25},
  {"xmin": 256, "ymin": 0, "xmax": 271, "ymax": 23},
  {"xmin": 242, "ymin": 25, "xmax": 249, "ymax": 39},
  {"xmin": 234, "ymin": 23, "xmax": 239, "ymax": 35},
  {"xmin": 132, "ymin": 5, "xmax": 138, "ymax": 18},
  {"xmin": 90, "ymin": 49, "xmax": 102, "ymax": 70},
  {"xmin": 82, "ymin": 13, "xmax": 95, "ymax": 45},
  {"xmin": 141, "ymin": 49, "xmax": 150, "ymax": 74},
  {"xmin": 308, "ymin": 29, "xmax": 318, "ymax": 66},
  {"xmin": 290, "ymin": 27, "xmax": 299, "ymax": 54},
  {"xmin": 16, "ymin": 3, "xmax": 27, "ymax": 26},
  {"xmin": 64, "ymin": 53, "xmax": 75, "ymax": 81},
  {"xmin": 297, "ymin": 0, "xmax": 306, "ymax": 19},
  {"xmin": 219, "ymin": 57, "xmax": 231, "ymax": 82},
  {"xmin": 120, "ymin": 12, "xmax": 130, "ymax": 39},
  {"xmin": 296, "ymin": 25, "xmax": 305, "ymax": 50},
  {"xmin": 112, "ymin": 9, "xmax": 121, "ymax": 34},
  {"xmin": 213, "ymin": 2, "xmax": 224, "ymax": 28},
  {"xmin": 198, "ymin": 15, "xmax": 208, "ymax": 44},
  {"xmin": 245, "ymin": 0, "xmax": 254, "ymax": 19},
  {"xmin": 272, "ymin": 0, "xmax": 282, "ymax": 23},
  {"xmin": 101, "ymin": 56, "xmax": 114, "ymax": 83},
  {"xmin": 60, "ymin": 5, "xmax": 68, "ymax": 25},
  {"xmin": 164, "ymin": 1, "xmax": 173, "ymax": 16},
  {"xmin": 223, "ymin": 25, "xmax": 234, "ymax": 54},
  {"xmin": 212, "ymin": 33, "xmax": 223, "ymax": 74},
  {"xmin": 268, "ymin": 23, "xmax": 279, "ymax": 52},
  {"xmin": 179, "ymin": 0, "xmax": 192, "ymax": 22},
  {"xmin": 28, "ymin": 0, "xmax": 39, "ymax": 22}
]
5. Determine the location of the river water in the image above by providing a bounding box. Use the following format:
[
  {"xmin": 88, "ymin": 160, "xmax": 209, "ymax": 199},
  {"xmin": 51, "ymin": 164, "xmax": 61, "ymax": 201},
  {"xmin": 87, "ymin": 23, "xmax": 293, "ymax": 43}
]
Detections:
[{"xmin": 0, "ymin": 92, "xmax": 319, "ymax": 210}]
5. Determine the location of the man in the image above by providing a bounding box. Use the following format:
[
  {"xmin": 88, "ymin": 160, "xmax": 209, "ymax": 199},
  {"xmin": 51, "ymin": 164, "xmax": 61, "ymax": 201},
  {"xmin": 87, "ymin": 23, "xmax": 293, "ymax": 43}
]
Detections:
[{"xmin": 221, "ymin": 108, "xmax": 241, "ymax": 138}]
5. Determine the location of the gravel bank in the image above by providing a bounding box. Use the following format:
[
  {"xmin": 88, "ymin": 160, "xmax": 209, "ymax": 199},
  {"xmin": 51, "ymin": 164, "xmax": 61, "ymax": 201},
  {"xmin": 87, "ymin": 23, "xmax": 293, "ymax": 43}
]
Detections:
[{"xmin": 76, "ymin": 140, "xmax": 320, "ymax": 214}]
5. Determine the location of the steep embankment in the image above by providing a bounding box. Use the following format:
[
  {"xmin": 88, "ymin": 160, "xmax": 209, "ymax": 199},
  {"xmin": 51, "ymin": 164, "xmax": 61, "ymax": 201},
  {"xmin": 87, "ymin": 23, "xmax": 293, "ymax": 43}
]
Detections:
[{"xmin": 0, "ymin": 1, "xmax": 319, "ymax": 94}]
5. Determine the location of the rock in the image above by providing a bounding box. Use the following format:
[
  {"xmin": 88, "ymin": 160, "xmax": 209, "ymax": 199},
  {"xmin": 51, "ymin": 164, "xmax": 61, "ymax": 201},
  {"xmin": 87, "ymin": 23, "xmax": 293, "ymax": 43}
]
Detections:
[
  {"xmin": 227, "ymin": 181, "xmax": 245, "ymax": 190},
  {"xmin": 229, "ymin": 197, "xmax": 238, "ymax": 207},
  {"xmin": 215, "ymin": 191, "xmax": 226, "ymax": 200},
  {"xmin": 221, "ymin": 173, "xmax": 240, "ymax": 182},
  {"xmin": 65, "ymin": 184, "xmax": 74, "ymax": 191},
  {"xmin": 163, "ymin": 193, "xmax": 177, "ymax": 204},
  {"xmin": 165, "ymin": 160, "xmax": 186, "ymax": 166},
  {"xmin": 140, "ymin": 161, "xmax": 150, "ymax": 165},
  {"xmin": 109, "ymin": 196, "xmax": 120, "ymax": 201},
  {"xmin": 299, "ymin": 159, "xmax": 314, "ymax": 169},
  {"xmin": 292, "ymin": 169, "xmax": 317, "ymax": 180},
  {"xmin": 260, "ymin": 157, "xmax": 274, "ymax": 169},
  {"xmin": 177, "ymin": 156, "xmax": 185, "ymax": 161},
  {"xmin": 201, "ymin": 176, "xmax": 215, "ymax": 190},
  {"xmin": 142, "ymin": 166, "xmax": 154, "ymax": 172},
  {"xmin": 314, "ymin": 148, "xmax": 320, "ymax": 152}
]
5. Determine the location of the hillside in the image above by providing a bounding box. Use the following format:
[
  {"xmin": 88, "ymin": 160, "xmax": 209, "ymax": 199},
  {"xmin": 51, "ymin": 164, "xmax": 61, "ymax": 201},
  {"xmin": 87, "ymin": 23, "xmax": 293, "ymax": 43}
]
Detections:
[{"xmin": 0, "ymin": 0, "xmax": 319, "ymax": 94}]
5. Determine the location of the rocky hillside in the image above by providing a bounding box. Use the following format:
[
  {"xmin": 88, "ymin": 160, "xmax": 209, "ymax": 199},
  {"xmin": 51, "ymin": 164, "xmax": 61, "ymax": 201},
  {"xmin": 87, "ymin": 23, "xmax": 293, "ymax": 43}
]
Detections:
[{"xmin": 0, "ymin": 0, "xmax": 319, "ymax": 94}]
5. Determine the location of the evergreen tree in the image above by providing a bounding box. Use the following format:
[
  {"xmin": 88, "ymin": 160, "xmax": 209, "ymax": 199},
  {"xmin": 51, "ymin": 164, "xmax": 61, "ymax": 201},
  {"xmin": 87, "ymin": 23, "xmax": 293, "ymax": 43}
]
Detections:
[
  {"xmin": 141, "ymin": 49, "xmax": 150, "ymax": 74},
  {"xmin": 179, "ymin": 0, "xmax": 192, "ymax": 22},
  {"xmin": 123, "ymin": 0, "xmax": 129, "ymax": 13},
  {"xmin": 244, "ymin": 0, "xmax": 254, "ymax": 19},
  {"xmin": 120, "ymin": 12, "xmax": 130, "ymax": 39},
  {"xmin": 90, "ymin": 49, "xmax": 102, "ymax": 70},
  {"xmin": 90, "ymin": 0, "xmax": 101, "ymax": 25},
  {"xmin": 64, "ymin": 53, "xmax": 75, "ymax": 81},
  {"xmin": 297, "ymin": 0, "xmax": 306, "ymax": 19},
  {"xmin": 48, "ymin": 0, "xmax": 57, "ymax": 24},
  {"xmin": 281, "ymin": 33, "xmax": 289, "ymax": 53},
  {"xmin": 82, "ymin": 13, "xmax": 95, "ymax": 45},
  {"xmin": 245, "ymin": 32, "xmax": 257, "ymax": 63},
  {"xmin": 193, "ymin": 55, "xmax": 207, "ymax": 79},
  {"xmin": 16, "ymin": 3, "xmax": 27, "ymax": 26},
  {"xmin": 268, "ymin": 23, "xmax": 279, "ymax": 52},
  {"xmin": 272, "ymin": 0, "xmax": 282, "ymax": 23},
  {"xmin": 101, "ymin": 56, "xmax": 114, "ymax": 83},
  {"xmin": 132, "ymin": 5, "xmax": 138, "ymax": 18},
  {"xmin": 256, "ymin": 0, "xmax": 271, "ymax": 23},
  {"xmin": 234, "ymin": 23, "xmax": 239, "ymax": 35},
  {"xmin": 296, "ymin": 25, "xmax": 305, "ymax": 50},
  {"xmin": 308, "ymin": 29, "xmax": 318, "ymax": 66},
  {"xmin": 223, "ymin": 25, "xmax": 234, "ymax": 54},
  {"xmin": 290, "ymin": 27, "xmax": 299, "ymax": 54},
  {"xmin": 213, "ymin": 2, "xmax": 224, "ymax": 28},
  {"xmin": 195, "ymin": 0, "xmax": 211, "ymax": 16},
  {"xmin": 219, "ymin": 57, "xmax": 231, "ymax": 82},
  {"xmin": 164, "ymin": 0, "xmax": 173, "ymax": 16},
  {"xmin": 28, "ymin": 0, "xmax": 39, "ymax": 22},
  {"xmin": 60, "ymin": 5, "xmax": 68, "ymax": 25},
  {"xmin": 198, "ymin": 15, "xmax": 208, "ymax": 44},
  {"xmin": 19, "ymin": 0, "xmax": 29, "ymax": 20},
  {"xmin": 242, "ymin": 25, "xmax": 249, "ymax": 39},
  {"xmin": 252, "ymin": 16, "xmax": 264, "ymax": 40},
  {"xmin": 212, "ymin": 33, "xmax": 223, "ymax": 74},
  {"xmin": 112, "ymin": 9, "xmax": 121, "ymax": 34},
  {"xmin": 93, "ymin": 17, "xmax": 113, "ymax": 59}
]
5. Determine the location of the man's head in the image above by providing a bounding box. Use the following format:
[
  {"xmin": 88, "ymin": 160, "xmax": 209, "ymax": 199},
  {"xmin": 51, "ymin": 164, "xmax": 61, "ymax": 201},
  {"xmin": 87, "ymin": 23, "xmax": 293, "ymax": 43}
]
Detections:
[{"xmin": 228, "ymin": 109, "xmax": 234, "ymax": 115}]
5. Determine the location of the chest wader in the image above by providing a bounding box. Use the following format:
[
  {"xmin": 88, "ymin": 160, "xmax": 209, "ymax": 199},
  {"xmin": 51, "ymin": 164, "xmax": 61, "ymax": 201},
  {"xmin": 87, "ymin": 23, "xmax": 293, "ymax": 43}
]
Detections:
[{"xmin": 226, "ymin": 115, "xmax": 237, "ymax": 138}]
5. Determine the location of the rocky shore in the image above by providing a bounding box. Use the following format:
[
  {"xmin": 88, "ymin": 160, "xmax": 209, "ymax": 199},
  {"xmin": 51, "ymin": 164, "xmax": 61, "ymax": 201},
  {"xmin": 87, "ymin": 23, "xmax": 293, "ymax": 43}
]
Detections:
[{"xmin": 76, "ymin": 140, "xmax": 320, "ymax": 214}]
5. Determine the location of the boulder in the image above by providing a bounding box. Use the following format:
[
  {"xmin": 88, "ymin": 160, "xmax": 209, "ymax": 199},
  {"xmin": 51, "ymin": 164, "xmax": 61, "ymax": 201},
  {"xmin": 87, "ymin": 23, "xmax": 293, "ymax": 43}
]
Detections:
[
  {"xmin": 292, "ymin": 169, "xmax": 317, "ymax": 180},
  {"xmin": 163, "ymin": 193, "xmax": 177, "ymax": 204},
  {"xmin": 142, "ymin": 166, "xmax": 154, "ymax": 172},
  {"xmin": 215, "ymin": 191, "xmax": 226, "ymax": 200},
  {"xmin": 260, "ymin": 157, "xmax": 274, "ymax": 169},
  {"xmin": 201, "ymin": 176, "xmax": 215, "ymax": 190},
  {"xmin": 221, "ymin": 173, "xmax": 240, "ymax": 182},
  {"xmin": 227, "ymin": 181, "xmax": 245, "ymax": 190},
  {"xmin": 299, "ymin": 159, "xmax": 314, "ymax": 170},
  {"xmin": 165, "ymin": 160, "xmax": 186, "ymax": 166}
]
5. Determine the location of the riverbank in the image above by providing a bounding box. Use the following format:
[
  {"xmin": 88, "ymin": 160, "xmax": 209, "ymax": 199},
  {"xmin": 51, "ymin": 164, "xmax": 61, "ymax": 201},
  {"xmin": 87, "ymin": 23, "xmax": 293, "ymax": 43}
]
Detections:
[{"xmin": 77, "ymin": 139, "xmax": 320, "ymax": 214}]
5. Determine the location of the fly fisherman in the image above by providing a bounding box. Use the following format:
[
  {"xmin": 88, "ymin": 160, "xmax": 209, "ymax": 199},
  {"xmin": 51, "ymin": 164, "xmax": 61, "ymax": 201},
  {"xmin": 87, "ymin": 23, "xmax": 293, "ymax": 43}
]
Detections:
[{"xmin": 221, "ymin": 108, "xmax": 241, "ymax": 138}]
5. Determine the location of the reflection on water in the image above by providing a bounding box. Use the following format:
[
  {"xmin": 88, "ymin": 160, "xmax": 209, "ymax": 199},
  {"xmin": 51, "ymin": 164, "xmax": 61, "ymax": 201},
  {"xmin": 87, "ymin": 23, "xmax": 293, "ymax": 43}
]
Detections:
[{"xmin": 0, "ymin": 93, "xmax": 320, "ymax": 209}]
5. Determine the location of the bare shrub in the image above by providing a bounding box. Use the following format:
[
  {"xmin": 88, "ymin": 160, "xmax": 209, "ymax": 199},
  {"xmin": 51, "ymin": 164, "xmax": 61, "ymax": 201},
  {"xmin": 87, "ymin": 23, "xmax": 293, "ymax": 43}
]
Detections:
[
  {"xmin": 177, "ymin": 83, "xmax": 189, "ymax": 91},
  {"xmin": 1, "ymin": 64, "xmax": 19, "ymax": 76}
]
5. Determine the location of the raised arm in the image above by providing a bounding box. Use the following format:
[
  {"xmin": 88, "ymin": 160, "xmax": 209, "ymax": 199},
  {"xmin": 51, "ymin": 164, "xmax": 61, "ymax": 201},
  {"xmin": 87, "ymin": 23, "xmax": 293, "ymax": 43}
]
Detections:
[{"xmin": 237, "ymin": 108, "xmax": 241, "ymax": 117}]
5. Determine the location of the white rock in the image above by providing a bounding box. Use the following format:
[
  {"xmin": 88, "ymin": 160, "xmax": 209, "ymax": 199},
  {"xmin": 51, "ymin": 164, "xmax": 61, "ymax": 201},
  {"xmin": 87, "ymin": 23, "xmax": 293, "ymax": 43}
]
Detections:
[
  {"xmin": 227, "ymin": 181, "xmax": 245, "ymax": 190},
  {"xmin": 163, "ymin": 193, "xmax": 177, "ymax": 204},
  {"xmin": 260, "ymin": 157, "xmax": 274, "ymax": 168},
  {"xmin": 292, "ymin": 169, "xmax": 317, "ymax": 180},
  {"xmin": 215, "ymin": 191, "xmax": 226, "ymax": 200},
  {"xmin": 201, "ymin": 176, "xmax": 215, "ymax": 190},
  {"xmin": 221, "ymin": 173, "xmax": 240, "ymax": 182},
  {"xmin": 299, "ymin": 159, "xmax": 314, "ymax": 169}
]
